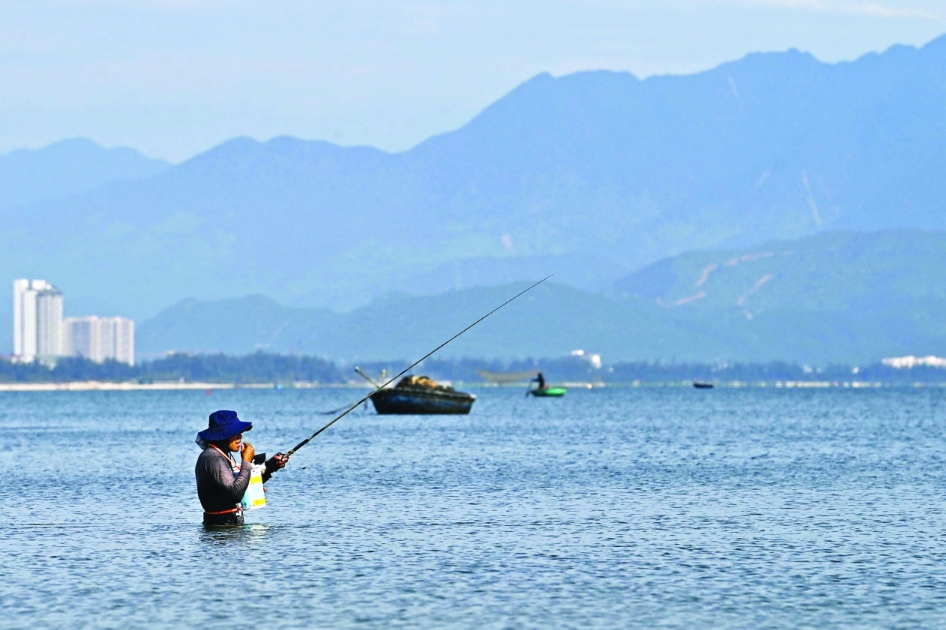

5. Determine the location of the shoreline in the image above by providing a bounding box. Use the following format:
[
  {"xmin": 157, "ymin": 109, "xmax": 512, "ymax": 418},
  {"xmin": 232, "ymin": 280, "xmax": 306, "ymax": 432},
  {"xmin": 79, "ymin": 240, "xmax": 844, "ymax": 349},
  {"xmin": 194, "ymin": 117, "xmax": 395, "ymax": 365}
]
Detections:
[
  {"xmin": 0, "ymin": 381, "xmax": 241, "ymax": 392},
  {"xmin": 0, "ymin": 380, "xmax": 942, "ymax": 392},
  {"xmin": 0, "ymin": 381, "xmax": 360, "ymax": 392}
]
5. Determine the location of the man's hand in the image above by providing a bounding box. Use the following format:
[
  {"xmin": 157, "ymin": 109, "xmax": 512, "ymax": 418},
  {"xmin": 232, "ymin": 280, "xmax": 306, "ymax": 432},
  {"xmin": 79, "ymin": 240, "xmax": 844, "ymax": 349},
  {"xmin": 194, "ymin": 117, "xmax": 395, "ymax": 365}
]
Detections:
[
  {"xmin": 266, "ymin": 453, "xmax": 289, "ymax": 473},
  {"xmin": 241, "ymin": 441, "xmax": 256, "ymax": 462}
]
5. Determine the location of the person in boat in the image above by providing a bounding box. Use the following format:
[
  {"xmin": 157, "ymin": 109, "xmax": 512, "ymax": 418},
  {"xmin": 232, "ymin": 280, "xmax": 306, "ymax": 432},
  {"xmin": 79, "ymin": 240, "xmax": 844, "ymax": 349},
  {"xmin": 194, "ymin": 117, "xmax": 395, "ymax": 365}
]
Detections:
[
  {"xmin": 195, "ymin": 410, "xmax": 289, "ymax": 526},
  {"xmin": 532, "ymin": 372, "xmax": 546, "ymax": 390}
]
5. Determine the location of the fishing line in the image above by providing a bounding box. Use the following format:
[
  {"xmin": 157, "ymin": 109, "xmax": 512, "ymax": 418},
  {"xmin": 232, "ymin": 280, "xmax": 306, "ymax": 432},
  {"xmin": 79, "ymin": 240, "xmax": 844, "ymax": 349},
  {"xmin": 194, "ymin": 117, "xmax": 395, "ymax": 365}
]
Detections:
[{"xmin": 285, "ymin": 275, "xmax": 553, "ymax": 457}]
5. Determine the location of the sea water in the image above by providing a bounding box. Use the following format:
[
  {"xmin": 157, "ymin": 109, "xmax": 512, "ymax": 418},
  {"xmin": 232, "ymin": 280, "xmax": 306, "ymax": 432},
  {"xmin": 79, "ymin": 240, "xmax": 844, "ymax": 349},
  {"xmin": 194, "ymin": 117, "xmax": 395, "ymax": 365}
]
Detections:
[{"xmin": 3, "ymin": 386, "xmax": 946, "ymax": 628}]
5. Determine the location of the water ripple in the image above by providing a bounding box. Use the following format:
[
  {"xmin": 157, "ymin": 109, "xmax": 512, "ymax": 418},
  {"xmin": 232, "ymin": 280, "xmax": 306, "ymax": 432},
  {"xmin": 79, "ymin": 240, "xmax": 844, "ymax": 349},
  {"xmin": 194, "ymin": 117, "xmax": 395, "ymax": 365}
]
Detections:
[{"xmin": 2, "ymin": 388, "xmax": 946, "ymax": 627}]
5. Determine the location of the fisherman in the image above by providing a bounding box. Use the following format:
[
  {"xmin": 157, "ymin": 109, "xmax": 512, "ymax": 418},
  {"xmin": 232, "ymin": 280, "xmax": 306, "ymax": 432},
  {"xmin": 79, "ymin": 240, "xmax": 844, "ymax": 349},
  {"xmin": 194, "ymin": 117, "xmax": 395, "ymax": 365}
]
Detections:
[
  {"xmin": 532, "ymin": 372, "xmax": 546, "ymax": 390},
  {"xmin": 195, "ymin": 410, "xmax": 289, "ymax": 526}
]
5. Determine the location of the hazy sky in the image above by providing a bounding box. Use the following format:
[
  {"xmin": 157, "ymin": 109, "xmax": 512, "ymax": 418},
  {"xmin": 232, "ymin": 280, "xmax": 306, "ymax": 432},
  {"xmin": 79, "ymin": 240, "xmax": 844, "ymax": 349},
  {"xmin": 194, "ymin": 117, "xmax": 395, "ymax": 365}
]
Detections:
[{"xmin": 1, "ymin": 0, "xmax": 944, "ymax": 161}]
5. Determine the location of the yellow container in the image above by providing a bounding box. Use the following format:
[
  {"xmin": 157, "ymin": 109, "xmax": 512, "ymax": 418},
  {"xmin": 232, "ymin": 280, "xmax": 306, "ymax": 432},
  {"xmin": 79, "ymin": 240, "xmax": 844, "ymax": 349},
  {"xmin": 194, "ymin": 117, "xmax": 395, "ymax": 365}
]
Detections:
[{"xmin": 241, "ymin": 464, "xmax": 266, "ymax": 510}]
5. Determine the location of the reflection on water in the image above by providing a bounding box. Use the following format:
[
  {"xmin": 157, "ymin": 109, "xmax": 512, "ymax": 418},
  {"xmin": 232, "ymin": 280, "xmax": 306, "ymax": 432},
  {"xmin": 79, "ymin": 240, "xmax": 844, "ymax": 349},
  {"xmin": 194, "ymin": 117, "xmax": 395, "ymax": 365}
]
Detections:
[
  {"xmin": 199, "ymin": 523, "xmax": 274, "ymax": 547},
  {"xmin": 3, "ymin": 387, "xmax": 946, "ymax": 627}
]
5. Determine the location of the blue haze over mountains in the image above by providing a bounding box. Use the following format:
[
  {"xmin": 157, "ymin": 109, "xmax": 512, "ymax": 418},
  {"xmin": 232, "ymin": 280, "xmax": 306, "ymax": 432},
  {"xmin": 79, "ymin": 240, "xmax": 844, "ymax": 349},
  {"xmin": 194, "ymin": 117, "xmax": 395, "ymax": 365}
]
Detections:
[
  {"xmin": 2, "ymin": 36, "xmax": 946, "ymax": 362},
  {"xmin": 0, "ymin": 138, "xmax": 169, "ymax": 208},
  {"xmin": 134, "ymin": 231, "xmax": 946, "ymax": 365}
]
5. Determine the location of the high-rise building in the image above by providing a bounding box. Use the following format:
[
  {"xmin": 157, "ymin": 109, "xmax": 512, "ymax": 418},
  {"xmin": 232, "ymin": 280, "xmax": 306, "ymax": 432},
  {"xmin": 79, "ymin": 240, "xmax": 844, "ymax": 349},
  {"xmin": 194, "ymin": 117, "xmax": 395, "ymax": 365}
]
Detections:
[
  {"xmin": 13, "ymin": 279, "xmax": 29, "ymax": 357},
  {"xmin": 13, "ymin": 279, "xmax": 64, "ymax": 361},
  {"xmin": 113, "ymin": 317, "xmax": 135, "ymax": 365},
  {"xmin": 36, "ymin": 284, "xmax": 64, "ymax": 357},
  {"xmin": 63, "ymin": 317, "xmax": 94, "ymax": 360},
  {"xmin": 63, "ymin": 316, "xmax": 135, "ymax": 366}
]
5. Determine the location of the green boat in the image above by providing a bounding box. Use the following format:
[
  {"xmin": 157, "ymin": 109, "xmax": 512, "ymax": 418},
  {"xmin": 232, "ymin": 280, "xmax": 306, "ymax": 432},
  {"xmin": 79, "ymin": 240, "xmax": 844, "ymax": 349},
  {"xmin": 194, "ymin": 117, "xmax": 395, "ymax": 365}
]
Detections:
[{"xmin": 529, "ymin": 387, "xmax": 567, "ymax": 397}]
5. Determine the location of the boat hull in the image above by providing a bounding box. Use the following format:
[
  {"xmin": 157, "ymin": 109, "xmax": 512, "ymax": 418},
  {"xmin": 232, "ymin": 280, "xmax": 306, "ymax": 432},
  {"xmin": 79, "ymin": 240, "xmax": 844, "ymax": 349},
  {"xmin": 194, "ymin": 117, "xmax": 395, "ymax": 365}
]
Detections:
[
  {"xmin": 370, "ymin": 387, "xmax": 476, "ymax": 415},
  {"xmin": 529, "ymin": 387, "xmax": 567, "ymax": 397}
]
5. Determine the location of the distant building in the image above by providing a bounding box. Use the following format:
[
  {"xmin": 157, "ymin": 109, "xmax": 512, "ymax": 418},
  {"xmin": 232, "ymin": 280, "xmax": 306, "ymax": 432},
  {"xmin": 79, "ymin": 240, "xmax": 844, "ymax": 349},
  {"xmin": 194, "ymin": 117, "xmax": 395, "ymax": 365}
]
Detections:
[
  {"xmin": 63, "ymin": 316, "xmax": 135, "ymax": 366},
  {"xmin": 13, "ymin": 279, "xmax": 64, "ymax": 361},
  {"xmin": 882, "ymin": 355, "xmax": 946, "ymax": 369},
  {"xmin": 13, "ymin": 279, "xmax": 135, "ymax": 366}
]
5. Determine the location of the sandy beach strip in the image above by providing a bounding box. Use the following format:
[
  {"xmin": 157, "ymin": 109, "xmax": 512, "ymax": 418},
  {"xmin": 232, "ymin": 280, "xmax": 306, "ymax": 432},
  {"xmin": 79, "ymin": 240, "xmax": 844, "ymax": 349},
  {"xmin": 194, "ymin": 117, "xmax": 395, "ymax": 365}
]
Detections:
[
  {"xmin": 0, "ymin": 381, "xmax": 371, "ymax": 391},
  {"xmin": 0, "ymin": 381, "xmax": 238, "ymax": 392}
]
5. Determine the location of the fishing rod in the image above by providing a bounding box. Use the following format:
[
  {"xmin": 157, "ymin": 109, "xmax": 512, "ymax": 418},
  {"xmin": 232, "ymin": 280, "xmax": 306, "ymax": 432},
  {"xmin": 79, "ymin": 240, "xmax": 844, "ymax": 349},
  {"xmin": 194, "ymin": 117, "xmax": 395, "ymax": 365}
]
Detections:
[
  {"xmin": 354, "ymin": 366, "xmax": 382, "ymax": 388},
  {"xmin": 285, "ymin": 275, "xmax": 553, "ymax": 457}
]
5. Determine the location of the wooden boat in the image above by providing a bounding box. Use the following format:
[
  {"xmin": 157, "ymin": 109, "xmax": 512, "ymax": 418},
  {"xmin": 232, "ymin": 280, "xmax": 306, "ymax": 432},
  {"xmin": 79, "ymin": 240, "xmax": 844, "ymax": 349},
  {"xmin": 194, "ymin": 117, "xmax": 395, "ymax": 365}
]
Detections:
[
  {"xmin": 369, "ymin": 375, "xmax": 476, "ymax": 415},
  {"xmin": 529, "ymin": 387, "xmax": 567, "ymax": 397},
  {"xmin": 693, "ymin": 381, "xmax": 714, "ymax": 389}
]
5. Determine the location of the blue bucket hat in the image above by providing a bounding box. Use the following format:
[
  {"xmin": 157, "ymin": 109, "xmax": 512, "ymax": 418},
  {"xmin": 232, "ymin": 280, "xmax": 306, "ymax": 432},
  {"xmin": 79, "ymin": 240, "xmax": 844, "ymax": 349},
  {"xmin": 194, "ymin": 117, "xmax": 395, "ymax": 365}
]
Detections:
[{"xmin": 198, "ymin": 410, "xmax": 253, "ymax": 442}]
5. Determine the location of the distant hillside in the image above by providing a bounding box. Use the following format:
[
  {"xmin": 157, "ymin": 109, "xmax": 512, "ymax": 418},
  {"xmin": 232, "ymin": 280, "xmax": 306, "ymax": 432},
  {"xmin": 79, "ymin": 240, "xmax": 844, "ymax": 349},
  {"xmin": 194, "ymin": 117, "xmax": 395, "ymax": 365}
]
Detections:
[
  {"xmin": 0, "ymin": 37, "xmax": 944, "ymax": 317},
  {"xmin": 137, "ymin": 283, "xmax": 708, "ymax": 361},
  {"xmin": 614, "ymin": 229, "xmax": 946, "ymax": 316},
  {"xmin": 0, "ymin": 138, "xmax": 169, "ymax": 208},
  {"xmin": 612, "ymin": 229, "xmax": 946, "ymax": 362},
  {"xmin": 139, "ymin": 230, "xmax": 946, "ymax": 364}
]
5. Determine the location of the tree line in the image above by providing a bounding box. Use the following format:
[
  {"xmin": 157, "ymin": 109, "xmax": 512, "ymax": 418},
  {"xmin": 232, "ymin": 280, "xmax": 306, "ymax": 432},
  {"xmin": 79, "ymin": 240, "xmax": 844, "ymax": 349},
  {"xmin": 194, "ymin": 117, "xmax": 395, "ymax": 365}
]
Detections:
[
  {"xmin": 1, "ymin": 352, "xmax": 945, "ymax": 385},
  {"xmin": 0, "ymin": 353, "xmax": 341, "ymax": 384}
]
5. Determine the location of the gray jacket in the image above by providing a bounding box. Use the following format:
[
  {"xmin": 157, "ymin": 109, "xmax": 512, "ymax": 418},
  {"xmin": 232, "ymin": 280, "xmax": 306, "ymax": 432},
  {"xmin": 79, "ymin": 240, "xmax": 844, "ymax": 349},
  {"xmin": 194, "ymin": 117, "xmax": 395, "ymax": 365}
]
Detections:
[{"xmin": 195, "ymin": 447, "xmax": 252, "ymax": 513}]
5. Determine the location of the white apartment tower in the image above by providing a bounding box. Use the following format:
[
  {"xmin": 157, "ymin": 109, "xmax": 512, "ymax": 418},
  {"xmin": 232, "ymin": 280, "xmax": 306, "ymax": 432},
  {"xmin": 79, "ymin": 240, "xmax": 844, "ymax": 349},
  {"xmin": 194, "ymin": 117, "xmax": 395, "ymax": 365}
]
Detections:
[
  {"xmin": 113, "ymin": 317, "xmax": 135, "ymax": 365},
  {"xmin": 13, "ymin": 279, "xmax": 64, "ymax": 361},
  {"xmin": 63, "ymin": 316, "xmax": 135, "ymax": 366}
]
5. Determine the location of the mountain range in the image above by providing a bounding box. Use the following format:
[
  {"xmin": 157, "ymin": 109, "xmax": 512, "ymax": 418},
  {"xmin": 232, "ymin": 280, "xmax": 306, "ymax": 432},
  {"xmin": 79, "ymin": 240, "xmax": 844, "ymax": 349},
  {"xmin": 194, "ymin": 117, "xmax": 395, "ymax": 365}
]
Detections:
[
  {"xmin": 1, "ymin": 35, "xmax": 945, "ymax": 328},
  {"xmin": 133, "ymin": 230, "xmax": 946, "ymax": 365},
  {"xmin": 0, "ymin": 138, "xmax": 169, "ymax": 209},
  {"xmin": 2, "ymin": 36, "xmax": 946, "ymax": 362}
]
